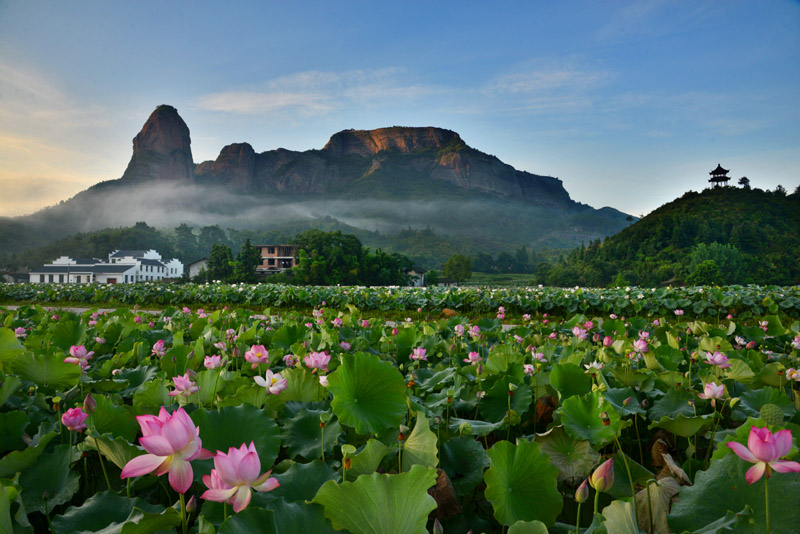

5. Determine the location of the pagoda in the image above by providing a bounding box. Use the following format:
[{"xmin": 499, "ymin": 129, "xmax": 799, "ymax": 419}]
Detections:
[{"xmin": 708, "ymin": 164, "xmax": 730, "ymax": 187}]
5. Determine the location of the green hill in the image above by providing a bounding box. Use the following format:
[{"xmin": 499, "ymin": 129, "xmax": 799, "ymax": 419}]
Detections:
[{"xmin": 544, "ymin": 186, "xmax": 800, "ymax": 287}]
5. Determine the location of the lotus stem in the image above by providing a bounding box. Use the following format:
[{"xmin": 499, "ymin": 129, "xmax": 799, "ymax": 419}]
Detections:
[
  {"xmin": 613, "ymin": 433, "xmax": 638, "ymax": 527},
  {"xmin": 575, "ymin": 501, "xmax": 582, "ymax": 534},
  {"xmin": 98, "ymin": 451, "xmax": 111, "ymax": 490},
  {"xmin": 647, "ymin": 479, "xmax": 655, "ymax": 534},
  {"xmin": 765, "ymin": 475, "xmax": 770, "ymax": 534},
  {"xmin": 633, "ymin": 414, "xmax": 644, "ymax": 465},
  {"xmin": 321, "ymin": 423, "xmax": 325, "ymax": 463},
  {"xmin": 179, "ymin": 492, "xmax": 188, "ymax": 534},
  {"xmin": 593, "ymin": 487, "xmax": 600, "ymax": 515}
]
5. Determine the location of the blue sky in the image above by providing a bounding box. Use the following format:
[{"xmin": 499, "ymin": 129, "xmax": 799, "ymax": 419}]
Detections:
[{"xmin": 1, "ymin": 1, "xmax": 798, "ymax": 217}]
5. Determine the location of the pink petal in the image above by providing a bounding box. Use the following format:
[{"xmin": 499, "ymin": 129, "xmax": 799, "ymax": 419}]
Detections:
[
  {"xmin": 214, "ymin": 453, "xmax": 239, "ymax": 485},
  {"xmin": 232, "ymin": 485, "xmax": 252, "ymax": 513},
  {"xmin": 237, "ymin": 451, "xmax": 261, "ymax": 483},
  {"xmin": 200, "ymin": 487, "xmax": 237, "ymax": 503},
  {"xmin": 196, "ymin": 447, "xmax": 214, "ymax": 460},
  {"xmin": 770, "ymin": 460, "xmax": 800, "ymax": 474},
  {"xmin": 139, "ymin": 435, "xmax": 175, "ymax": 456},
  {"xmin": 773, "ymin": 430, "xmax": 793, "ymax": 458},
  {"xmin": 726, "ymin": 441, "xmax": 757, "ymax": 463},
  {"xmin": 254, "ymin": 375, "xmax": 267, "ymax": 388},
  {"xmin": 745, "ymin": 462, "xmax": 766, "ymax": 485},
  {"xmin": 121, "ymin": 454, "xmax": 166, "ymax": 479},
  {"xmin": 162, "ymin": 417, "xmax": 191, "ymax": 451},
  {"xmin": 253, "ymin": 476, "xmax": 280, "ymax": 492},
  {"xmin": 168, "ymin": 457, "xmax": 193, "ymax": 494},
  {"xmin": 748, "ymin": 427, "xmax": 776, "ymax": 462}
]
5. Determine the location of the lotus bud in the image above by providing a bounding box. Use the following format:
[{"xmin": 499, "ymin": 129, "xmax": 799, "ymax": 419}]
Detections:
[
  {"xmin": 185, "ymin": 495, "xmax": 196, "ymax": 513},
  {"xmin": 575, "ymin": 479, "xmax": 589, "ymax": 503},
  {"xmin": 623, "ymin": 396, "xmax": 632, "ymax": 407},
  {"xmin": 433, "ymin": 518, "xmax": 444, "ymax": 534},
  {"xmin": 83, "ymin": 393, "xmax": 97, "ymax": 414},
  {"xmin": 589, "ymin": 458, "xmax": 614, "ymax": 492}
]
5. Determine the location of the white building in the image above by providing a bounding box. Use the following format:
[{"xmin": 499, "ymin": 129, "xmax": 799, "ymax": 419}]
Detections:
[
  {"xmin": 28, "ymin": 249, "xmax": 183, "ymax": 284},
  {"xmin": 187, "ymin": 258, "xmax": 208, "ymax": 279}
]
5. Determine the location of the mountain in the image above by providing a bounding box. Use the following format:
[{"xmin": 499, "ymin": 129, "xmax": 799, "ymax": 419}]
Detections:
[
  {"xmin": 543, "ymin": 186, "xmax": 800, "ymax": 286},
  {"xmin": 0, "ymin": 105, "xmax": 631, "ymax": 263}
]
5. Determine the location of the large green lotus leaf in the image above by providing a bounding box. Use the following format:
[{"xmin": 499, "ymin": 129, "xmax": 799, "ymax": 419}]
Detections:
[
  {"xmin": 668, "ymin": 453, "xmax": 800, "ymax": 534},
  {"xmin": 557, "ymin": 391, "xmax": 621, "ymax": 447},
  {"xmin": 440, "ymin": 436, "xmax": 490, "ymax": 497},
  {"xmin": 269, "ymin": 460, "xmax": 338, "ymax": 503},
  {"xmin": 549, "ymin": 363, "xmax": 592, "ymax": 400},
  {"xmin": 648, "ymin": 389, "xmax": 695, "ymax": 421},
  {"xmin": 536, "ymin": 425, "xmax": 599, "ymax": 482},
  {"xmin": 725, "ymin": 359, "xmax": 755, "ymax": 383},
  {"xmin": 0, "ymin": 429, "xmax": 57, "ymax": 478},
  {"xmin": 19, "ymin": 444, "xmax": 80, "ymax": 514},
  {"xmin": 0, "ymin": 411, "xmax": 28, "ymax": 454},
  {"xmin": 0, "ymin": 374, "xmax": 22, "ymax": 406},
  {"xmin": 448, "ymin": 417, "xmax": 504, "ymax": 437},
  {"xmin": 346, "ymin": 439, "xmax": 391, "ymax": 481},
  {"xmin": 131, "ymin": 377, "xmax": 170, "ymax": 412},
  {"xmin": 648, "ymin": 413, "xmax": 714, "ymax": 438},
  {"xmin": 0, "ymin": 328, "xmax": 25, "ymax": 367},
  {"xmin": 91, "ymin": 394, "xmax": 139, "ymax": 442},
  {"xmin": 50, "ymin": 320, "xmax": 86, "ymax": 351},
  {"xmin": 11, "ymin": 352, "xmax": 81, "ymax": 392},
  {"xmin": 484, "ymin": 439, "xmax": 563, "ymax": 527},
  {"xmin": 508, "ymin": 520, "xmax": 549, "ymax": 534},
  {"xmin": 51, "ymin": 491, "xmax": 162, "ymax": 534},
  {"xmin": 80, "ymin": 433, "xmax": 143, "ymax": 470},
  {"xmin": 281, "ymin": 408, "xmax": 342, "ymax": 460},
  {"xmin": 402, "ymin": 413, "xmax": 438, "ymax": 472},
  {"xmin": 674, "ymin": 507, "xmax": 753, "ymax": 534},
  {"xmin": 312, "ymin": 464, "xmax": 438, "ymax": 534},
  {"xmin": 710, "ymin": 418, "xmax": 777, "ymax": 462},
  {"xmin": 191, "ymin": 404, "xmax": 281, "ymax": 469},
  {"xmin": 119, "ymin": 507, "xmax": 181, "ymax": 534},
  {"xmin": 604, "ymin": 387, "xmax": 642, "ymax": 417},
  {"xmin": 218, "ymin": 508, "xmax": 278, "ymax": 534},
  {"xmin": 0, "ymin": 483, "xmax": 25, "ymax": 534},
  {"xmin": 731, "ymin": 387, "xmax": 793, "ymax": 421},
  {"xmin": 251, "ymin": 498, "xmax": 341, "ymax": 534},
  {"xmin": 328, "ymin": 352, "xmax": 406, "ymax": 434},
  {"xmin": 281, "ymin": 367, "xmax": 326, "ymax": 403},
  {"xmin": 596, "ymin": 499, "xmax": 638, "ymax": 534},
  {"xmin": 480, "ymin": 376, "xmax": 533, "ymax": 423}
]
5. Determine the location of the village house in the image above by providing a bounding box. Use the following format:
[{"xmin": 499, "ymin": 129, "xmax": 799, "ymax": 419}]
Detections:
[
  {"xmin": 255, "ymin": 244, "xmax": 297, "ymax": 275},
  {"xmin": 28, "ymin": 249, "xmax": 183, "ymax": 284}
]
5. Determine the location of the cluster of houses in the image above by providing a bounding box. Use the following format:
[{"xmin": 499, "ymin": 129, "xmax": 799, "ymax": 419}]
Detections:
[{"xmin": 28, "ymin": 250, "xmax": 184, "ymax": 284}]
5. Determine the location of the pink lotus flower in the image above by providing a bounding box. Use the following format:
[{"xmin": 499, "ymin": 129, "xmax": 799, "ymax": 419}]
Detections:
[
  {"xmin": 61, "ymin": 407, "xmax": 89, "ymax": 432},
  {"xmin": 214, "ymin": 341, "xmax": 227, "ymax": 352},
  {"xmin": 792, "ymin": 336, "xmax": 800, "ymax": 350},
  {"xmin": 254, "ymin": 370, "xmax": 287, "ymax": 395},
  {"xmin": 410, "ymin": 347, "xmax": 428, "ymax": 361},
  {"xmin": 584, "ymin": 321, "xmax": 594, "ymax": 330},
  {"xmin": 134, "ymin": 316, "xmax": 142, "ymax": 324},
  {"xmin": 549, "ymin": 332, "xmax": 557, "ymax": 339},
  {"xmin": 454, "ymin": 324, "xmax": 465, "ymax": 337},
  {"xmin": 674, "ymin": 309, "xmax": 684, "ymax": 316},
  {"xmin": 200, "ymin": 442, "xmax": 280, "ymax": 512},
  {"xmin": 522, "ymin": 314, "xmax": 531, "ymax": 322},
  {"xmin": 339, "ymin": 341, "xmax": 351, "ymax": 351},
  {"xmin": 726, "ymin": 427, "xmax": 800, "ymax": 484},
  {"xmin": 182, "ymin": 307, "xmax": 192, "ymax": 314},
  {"xmin": 304, "ymin": 351, "xmax": 331, "ymax": 372},
  {"xmin": 392, "ymin": 328, "xmax": 398, "ymax": 335},
  {"xmin": 785, "ymin": 368, "xmax": 800, "ymax": 381},
  {"xmin": 698, "ymin": 382, "xmax": 725, "ymax": 407},
  {"xmin": 152, "ymin": 339, "xmax": 166, "ymax": 358},
  {"xmin": 469, "ymin": 325, "xmax": 481, "ymax": 338},
  {"xmin": 633, "ymin": 339, "xmax": 648, "ymax": 353},
  {"xmin": 361, "ymin": 320, "xmax": 370, "ymax": 328},
  {"xmin": 639, "ymin": 331, "xmax": 650, "ymax": 339},
  {"xmin": 572, "ymin": 327, "xmax": 588, "ymax": 340},
  {"xmin": 51, "ymin": 315, "xmax": 59, "ymax": 321},
  {"xmin": 575, "ymin": 478, "xmax": 589, "ymax": 503},
  {"xmin": 704, "ymin": 351, "xmax": 731, "ymax": 369},
  {"xmin": 204, "ymin": 355, "xmax": 222, "ymax": 370},
  {"xmin": 532, "ymin": 350, "xmax": 547, "ymax": 362},
  {"xmin": 319, "ymin": 374, "xmax": 329, "ymax": 387},
  {"xmin": 603, "ymin": 336, "xmax": 613, "ymax": 347},
  {"xmin": 463, "ymin": 351, "xmax": 481, "ymax": 365},
  {"xmin": 283, "ymin": 354, "xmax": 298, "ymax": 366},
  {"xmin": 169, "ymin": 373, "xmax": 199, "ymax": 397},
  {"xmin": 746, "ymin": 340, "xmax": 757, "ymax": 350},
  {"xmin": 331, "ymin": 318, "xmax": 343, "ymax": 328},
  {"xmin": 514, "ymin": 335, "xmax": 523, "ymax": 344},
  {"xmin": 244, "ymin": 345, "xmax": 269, "ymax": 369},
  {"xmin": 64, "ymin": 345, "xmax": 94, "ymax": 370},
  {"xmin": 589, "ymin": 458, "xmax": 614, "ymax": 492},
  {"xmin": 523, "ymin": 364, "xmax": 535, "ymax": 376},
  {"xmin": 14, "ymin": 327, "xmax": 26, "ymax": 338},
  {"xmin": 121, "ymin": 407, "xmax": 211, "ymax": 494},
  {"xmin": 95, "ymin": 337, "xmax": 106, "ymax": 344}
]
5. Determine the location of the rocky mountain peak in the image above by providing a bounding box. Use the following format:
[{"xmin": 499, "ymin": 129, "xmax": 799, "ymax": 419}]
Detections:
[
  {"xmin": 120, "ymin": 105, "xmax": 194, "ymax": 183},
  {"xmin": 322, "ymin": 126, "xmax": 465, "ymax": 157}
]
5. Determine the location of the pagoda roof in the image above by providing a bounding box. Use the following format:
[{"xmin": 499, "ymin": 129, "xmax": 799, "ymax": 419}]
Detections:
[{"xmin": 709, "ymin": 164, "xmax": 729, "ymax": 175}]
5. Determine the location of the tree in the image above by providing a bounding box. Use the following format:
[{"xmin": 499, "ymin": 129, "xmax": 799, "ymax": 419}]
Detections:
[
  {"xmin": 425, "ymin": 269, "xmax": 441, "ymax": 286},
  {"xmin": 443, "ymin": 254, "xmax": 472, "ymax": 284},
  {"xmin": 774, "ymin": 184, "xmax": 787, "ymax": 196},
  {"xmin": 206, "ymin": 244, "xmax": 234, "ymax": 282},
  {"xmin": 738, "ymin": 176, "xmax": 750, "ymax": 189},
  {"xmin": 686, "ymin": 259, "xmax": 723, "ymax": 286},
  {"xmin": 232, "ymin": 239, "xmax": 263, "ymax": 283},
  {"xmin": 174, "ymin": 223, "xmax": 198, "ymax": 261}
]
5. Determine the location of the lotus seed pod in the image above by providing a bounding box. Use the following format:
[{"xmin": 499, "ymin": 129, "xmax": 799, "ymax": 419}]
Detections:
[{"xmin": 759, "ymin": 403, "xmax": 784, "ymax": 426}]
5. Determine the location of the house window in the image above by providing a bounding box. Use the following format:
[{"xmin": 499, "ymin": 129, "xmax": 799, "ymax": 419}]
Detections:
[
  {"xmin": 268, "ymin": 247, "xmax": 275, "ymax": 254},
  {"xmin": 76, "ymin": 276, "xmax": 81, "ymax": 283},
  {"xmin": 48, "ymin": 275, "xmax": 54, "ymax": 283},
  {"xmin": 268, "ymin": 258, "xmax": 275, "ymax": 266},
  {"xmin": 58, "ymin": 274, "xmax": 64, "ymax": 283}
]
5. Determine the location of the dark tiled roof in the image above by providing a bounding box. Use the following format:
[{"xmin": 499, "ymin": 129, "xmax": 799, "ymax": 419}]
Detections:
[
  {"xmin": 31, "ymin": 264, "xmax": 137, "ymax": 274},
  {"xmin": 140, "ymin": 258, "xmax": 166, "ymax": 267},
  {"xmin": 110, "ymin": 250, "xmax": 148, "ymax": 258}
]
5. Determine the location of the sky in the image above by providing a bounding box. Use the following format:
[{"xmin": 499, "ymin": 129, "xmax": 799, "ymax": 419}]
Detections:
[{"xmin": 0, "ymin": 0, "xmax": 798, "ymax": 218}]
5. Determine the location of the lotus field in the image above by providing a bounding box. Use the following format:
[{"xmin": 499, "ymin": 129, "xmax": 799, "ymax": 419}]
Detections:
[{"xmin": 1, "ymin": 296, "xmax": 800, "ymax": 533}]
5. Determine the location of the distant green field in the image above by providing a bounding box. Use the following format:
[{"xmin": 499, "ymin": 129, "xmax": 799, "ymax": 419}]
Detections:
[{"xmin": 463, "ymin": 272, "xmax": 538, "ymax": 286}]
